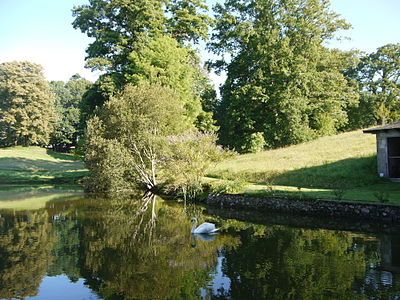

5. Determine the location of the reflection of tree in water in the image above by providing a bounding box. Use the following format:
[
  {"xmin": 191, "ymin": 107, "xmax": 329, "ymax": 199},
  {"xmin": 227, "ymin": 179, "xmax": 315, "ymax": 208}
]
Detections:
[
  {"xmin": 218, "ymin": 226, "xmax": 378, "ymax": 299},
  {"xmin": 352, "ymin": 234, "xmax": 400, "ymax": 299},
  {"xmin": 3, "ymin": 194, "xmax": 396, "ymax": 300},
  {"xmin": 77, "ymin": 193, "xmax": 238, "ymax": 300},
  {"xmin": 47, "ymin": 215, "xmax": 81, "ymax": 282},
  {"xmin": 0, "ymin": 211, "xmax": 55, "ymax": 299}
]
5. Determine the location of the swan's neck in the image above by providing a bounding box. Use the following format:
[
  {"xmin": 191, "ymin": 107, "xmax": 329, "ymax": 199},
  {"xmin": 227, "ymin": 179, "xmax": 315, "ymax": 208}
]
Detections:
[{"xmin": 191, "ymin": 219, "xmax": 198, "ymax": 233}]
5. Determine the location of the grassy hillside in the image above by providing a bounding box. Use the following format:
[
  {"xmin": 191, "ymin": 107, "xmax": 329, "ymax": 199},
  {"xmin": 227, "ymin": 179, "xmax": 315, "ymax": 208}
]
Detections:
[
  {"xmin": 0, "ymin": 146, "xmax": 88, "ymax": 184},
  {"xmin": 207, "ymin": 130, "xmax": 400, "ymax": 204}
]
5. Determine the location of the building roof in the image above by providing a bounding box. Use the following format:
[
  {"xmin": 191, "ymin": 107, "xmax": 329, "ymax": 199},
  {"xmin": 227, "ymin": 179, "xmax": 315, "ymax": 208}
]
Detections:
[{"xmin": 363, "ymin": 119, "xmax": 400, "ymax": 133}]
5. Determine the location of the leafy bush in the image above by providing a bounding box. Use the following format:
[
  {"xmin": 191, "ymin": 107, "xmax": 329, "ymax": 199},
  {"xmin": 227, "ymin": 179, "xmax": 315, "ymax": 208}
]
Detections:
[
  {"xmin": 241, "ymin": 132, "xmax": 266, "ymax": 153},
  {"xmin": 162, "ymin": 130, "xmax": 231, "ymax": 199}
]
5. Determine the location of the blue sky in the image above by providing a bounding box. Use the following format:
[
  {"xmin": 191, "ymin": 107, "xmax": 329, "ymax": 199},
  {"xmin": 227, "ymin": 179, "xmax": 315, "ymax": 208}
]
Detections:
[{"xmin": 0, "ymin": 0, "xmax": 399, "ymax": 83}]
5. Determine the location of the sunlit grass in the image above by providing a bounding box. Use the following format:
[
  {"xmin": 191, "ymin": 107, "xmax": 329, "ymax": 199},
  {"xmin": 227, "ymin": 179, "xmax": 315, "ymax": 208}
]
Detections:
[{"xmin": 206, "ymin": 129, "xmax": 400, "ymax": 204}]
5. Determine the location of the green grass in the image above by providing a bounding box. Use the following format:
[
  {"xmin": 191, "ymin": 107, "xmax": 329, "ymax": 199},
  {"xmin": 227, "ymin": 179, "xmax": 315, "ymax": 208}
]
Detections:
[
  {"xmin": 206, "ymin": 130, "xmax": 400, "ymax": 204},
  {"xmin": 0, "ymin": 146, "xmax": 88, "ymax": 184}
]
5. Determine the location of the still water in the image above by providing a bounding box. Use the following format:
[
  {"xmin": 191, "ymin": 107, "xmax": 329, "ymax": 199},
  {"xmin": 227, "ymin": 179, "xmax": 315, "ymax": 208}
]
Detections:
[{"xmin": 0, "ymin": 190, "xmax": 400, "ymax": 299}]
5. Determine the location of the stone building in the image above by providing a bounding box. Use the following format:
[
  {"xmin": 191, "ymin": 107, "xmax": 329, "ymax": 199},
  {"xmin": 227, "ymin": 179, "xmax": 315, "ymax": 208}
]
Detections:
[{"xmin": 364, "ymin": 120, "xmax": 400, "ymax": 180}]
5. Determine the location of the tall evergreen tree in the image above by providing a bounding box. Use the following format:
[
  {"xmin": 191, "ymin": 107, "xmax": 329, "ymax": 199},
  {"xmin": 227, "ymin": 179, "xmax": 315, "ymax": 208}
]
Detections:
[
  {"xmin": 0, "ymin": 61, "xmax": 55, "ymax": 147},
  {"xmin": 209, "ymin": 0, "xmax": 358, "ymax": 151}
]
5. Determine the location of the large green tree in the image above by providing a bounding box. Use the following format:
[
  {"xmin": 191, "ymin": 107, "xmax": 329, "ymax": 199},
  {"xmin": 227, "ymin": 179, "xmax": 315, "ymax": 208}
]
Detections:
[
  {"xmin": 85, "ymin": 82, "xmax": 187, "ymax": 192},
  {"xmin": 347, "ymin": 43, "xmax": 400, "ymax": 128},
  {"xmin": 209, "ymin": 0, "xmax": 358, "ymax": 151},
  {"xmin": 72, "ymin": 0, "xmax": 212, "ymax": 71},
  {"xmin": 0, "ymin": 61, "xmax": 55, "ymax": 147},
  {"xmin": 72, "ymin": 0, "xmax": 215, "ymax": 129},
  {"xmin": 85, "ymin": 82, "xmax": 224, "ymax": 193},
  {"xmin": 50, "ymin": 74, "xmax": 92, "ymax": 151}
]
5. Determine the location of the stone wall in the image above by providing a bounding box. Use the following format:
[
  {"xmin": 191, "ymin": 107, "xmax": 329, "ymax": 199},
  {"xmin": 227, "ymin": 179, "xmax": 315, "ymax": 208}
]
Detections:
[{"xmin": 207, "ymin": 194, "xmax": 400, "ymax": 223}]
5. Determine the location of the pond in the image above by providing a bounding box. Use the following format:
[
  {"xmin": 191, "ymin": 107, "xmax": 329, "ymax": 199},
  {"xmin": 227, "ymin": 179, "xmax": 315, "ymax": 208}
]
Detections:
[{"xmin": 0, "ymin": 189, "xmax": 400, "ymax": 299}]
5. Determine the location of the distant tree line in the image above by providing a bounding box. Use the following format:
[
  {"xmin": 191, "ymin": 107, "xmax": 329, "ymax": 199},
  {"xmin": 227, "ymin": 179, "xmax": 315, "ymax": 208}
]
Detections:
[
  {"xmin": 1, "ymin": 0, "xmax": 399, "ymax": 193},
  {"xmin": 0, "ymin": 61, "xmax": 91, "ymax": 151}
]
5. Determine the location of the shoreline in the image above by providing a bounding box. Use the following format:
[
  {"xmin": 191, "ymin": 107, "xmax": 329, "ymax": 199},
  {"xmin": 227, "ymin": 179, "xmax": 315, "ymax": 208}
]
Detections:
[{"xmin": 207, "ymin": 194, "xmax": 400, "ymax": 223}]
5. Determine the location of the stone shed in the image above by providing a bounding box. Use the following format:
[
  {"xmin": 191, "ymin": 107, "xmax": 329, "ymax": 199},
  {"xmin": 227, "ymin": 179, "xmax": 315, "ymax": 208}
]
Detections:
[{"xmin": 364, "ymin": 120, "xmax": 400, "ymax": 179}]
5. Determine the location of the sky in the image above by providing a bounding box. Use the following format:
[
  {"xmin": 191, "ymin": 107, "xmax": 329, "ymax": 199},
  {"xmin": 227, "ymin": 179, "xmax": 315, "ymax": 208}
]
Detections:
[{"xmin": 0, "ymin": 0, "xmax": 399, "ymax": 84}]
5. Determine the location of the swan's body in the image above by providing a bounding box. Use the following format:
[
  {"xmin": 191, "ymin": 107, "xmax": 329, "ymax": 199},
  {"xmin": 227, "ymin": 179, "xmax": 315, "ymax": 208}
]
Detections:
[{"xmin": 191, "ymin": 218, "xmax": 219, "ymax": 234}]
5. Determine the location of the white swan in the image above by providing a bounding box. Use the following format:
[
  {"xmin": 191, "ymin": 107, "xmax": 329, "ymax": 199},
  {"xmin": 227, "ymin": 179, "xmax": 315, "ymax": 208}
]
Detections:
[{"xmin": 191, "ymin": 218, "xmax": 219, "ymax": 234}]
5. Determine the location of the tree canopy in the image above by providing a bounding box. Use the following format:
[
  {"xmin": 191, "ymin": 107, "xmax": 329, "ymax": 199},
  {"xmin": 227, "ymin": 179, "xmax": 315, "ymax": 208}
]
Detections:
[
  {"xmin": 72, "ymin": 0, "xmax": 212, "ymax": 76},
  {"xmin": 50, "ymin": 74, "xmax": 92, "ymax": 151},
  {"xmin": 84, "ymin": 82, "xmax": 187, "ymax": 191},
  {"xmin": 208, "ymin": 0, "xmax": 358, "ymax": 151},
  {"xmin": 347, "ymin": 43, "xmax": 400, "ymax": 129},
  {"xmin": 0, "ymin": 61, "xmax": 55, "ymax": 147},
  {"xmin": 73, "ymin": 0, "xmax": 216, "ymax": 133}
]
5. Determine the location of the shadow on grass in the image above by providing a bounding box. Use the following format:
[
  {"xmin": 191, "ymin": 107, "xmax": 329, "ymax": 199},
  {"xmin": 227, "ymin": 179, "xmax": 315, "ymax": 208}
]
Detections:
[
  {"xmin": 46, "ymin": 149, "xmax": 81, "ymax": 161},
  {"xmin": 272, "ymin": 156, "xmax": 382, "ymax": 189},
  {"xmin": 0, "ymin": 157, "xmax": 84, "ymax": 171},
  {"xmin": 0, "ymin": 156, "xmax": 87, "ymax": 184},
  {"xmin": 212, "ymin": 155, "xmax": 389, "ymax": 189}
]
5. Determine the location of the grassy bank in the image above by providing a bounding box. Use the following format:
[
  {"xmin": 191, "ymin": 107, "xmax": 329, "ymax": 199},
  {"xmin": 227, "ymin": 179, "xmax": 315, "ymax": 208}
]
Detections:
[
  {"xmin": 207, "ymin": 130, "xmax": 400, "ymax": 204},
  {"xmin": 0, "ymin": 146, "xmax": 88, "ymax": 184}
]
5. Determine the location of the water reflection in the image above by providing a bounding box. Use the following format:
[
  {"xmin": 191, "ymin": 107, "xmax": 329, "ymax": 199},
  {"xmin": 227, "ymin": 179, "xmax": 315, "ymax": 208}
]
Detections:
[{"xmin": 0, "ymin": 192, "xmax": 399, "ymax": 299}]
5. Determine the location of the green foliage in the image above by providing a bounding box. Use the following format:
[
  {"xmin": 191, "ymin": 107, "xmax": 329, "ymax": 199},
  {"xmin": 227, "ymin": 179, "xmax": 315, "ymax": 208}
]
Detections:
[
  {"xmin": 209, "ymin": 0, "xmax": 358, "ymax": 151},
  {"xmin": 72, "ymin": 0, "xmax": 212, "ymax": 77},
  {"xmin": 195, "ymin": 111, "xmax": 219, "ymax": 133},
  {"xmin": 0, "ymin": 61, "xmax": 55, "ymax": 147},
  {"xmin": 84, "ymin": 82, "xmax": 187, "ymax": 192},
  {"xmin": 0, "ymin": 211, "xmax": 55, "ymax": 299},
  {"xmin": 73, "ymin": 0, "xmax": 216, "ymax": 130},
  {"xmin": 347, "ymin": 43, "xmax": 400, "ymax": 128},
  {"xmin": 162, "ymin": 130, "xmax": 229, "ymax": 198},
  {"xmin": 127, "ymin": 35, "xmax": 202, "ymax": 126},
  {"xmin": 221, "ymin": 225, "xmax": 369, "ymax": 299},
  {"xmin": 165, "ymin": 0, "xmax": 213, "ymax": 44},
  {"xmin": 209, "ymin": 179, "xmax": 246, "ymax": 195},
  {"xmin": 241, "ymin": 132, "xmax": 266, "ymax": 153},
  {"xmin": 49, "ymin": 74, "xmax": 92, "ymax": 151}
]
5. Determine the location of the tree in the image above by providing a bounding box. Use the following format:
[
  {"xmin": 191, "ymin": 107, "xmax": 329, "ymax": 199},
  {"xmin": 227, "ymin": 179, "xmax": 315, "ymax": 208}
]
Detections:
[
  {"xmin": 84, "ymin": 82, "xmax": 187, "ymax": 192},
  {"xmin": 165, "ymin": 0, "xmax": 213, "ymax": 44},
  {"xmin": 0, "ymin": 211, "xmax": 55, "ymax": 299},
  {"xmin": 163, "ymin": 130, "xmax": 228, "ymax": 199},
  {"xmin": 209, "ymin": 0, "xmax": 358, "ymax": 151},
  {"xmin": 127, "ymin": 34, "xmax": 202, "ymax": 126},
  {"xmin": 50, "ymin": 74, "xmax": 92, "ymax": 151},
  {"xmin": 0, "ymin": 61, "xmax": 55, "ymax": 147},
  {"xmin": 72, "ymin": 0, "xmax": 215, "ymax": 130},
  {"xmin": 72, "ymin": 0, "xmax": 212, "ymax": 82},
  {"xmin": 347, "ymin": 43, "xmax": 400, "ymax": 128}
]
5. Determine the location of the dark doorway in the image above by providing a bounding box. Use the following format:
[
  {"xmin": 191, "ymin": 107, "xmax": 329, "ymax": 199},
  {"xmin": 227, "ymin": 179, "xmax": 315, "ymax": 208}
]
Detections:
[{"xmin": 388, "ymin": 137, "xmax": 400, "ymax": 178}]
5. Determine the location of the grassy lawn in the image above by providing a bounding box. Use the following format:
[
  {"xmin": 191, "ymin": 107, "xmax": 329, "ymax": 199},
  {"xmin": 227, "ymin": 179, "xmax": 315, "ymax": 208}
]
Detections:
[
  {"xmin": 206, "ymin": 130, "xmax": 400, "ymax": 204},
  {"xmin": 0, "ymin": 146, "xmax": 88, "ymax": 184}
]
